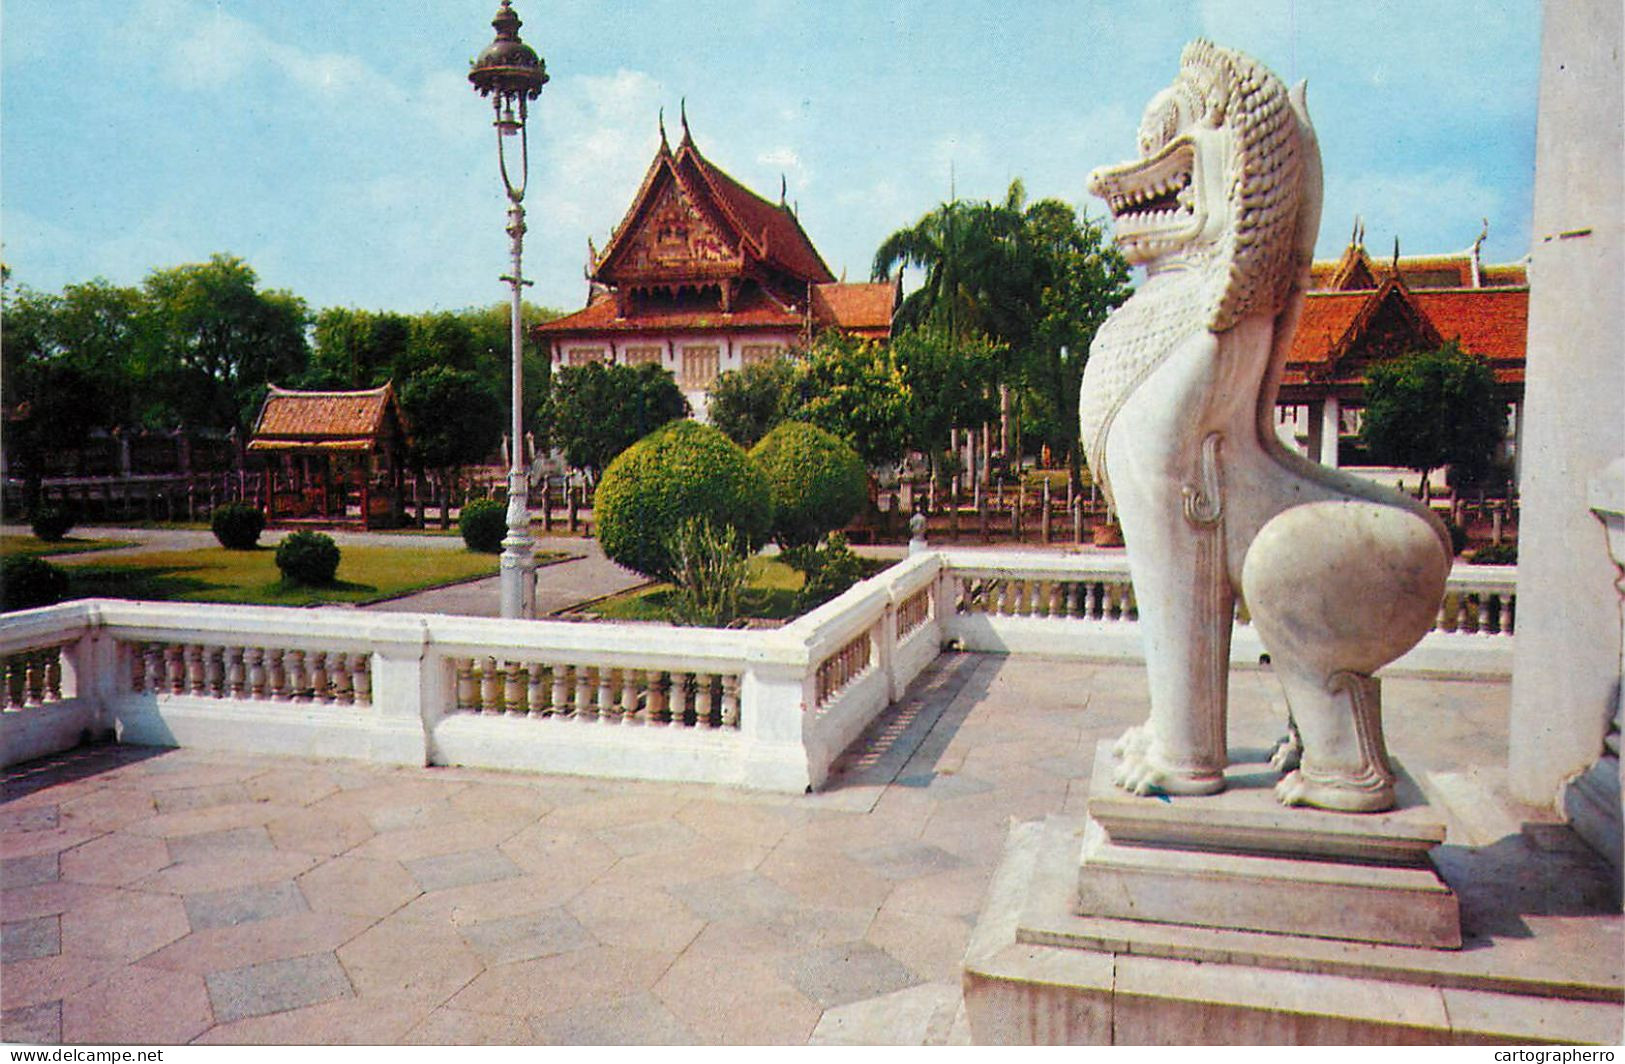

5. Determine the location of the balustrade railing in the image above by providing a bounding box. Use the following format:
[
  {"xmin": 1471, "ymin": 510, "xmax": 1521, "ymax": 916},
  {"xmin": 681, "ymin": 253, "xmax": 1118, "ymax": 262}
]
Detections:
[{"xmin": 0, "ymin": 550, "xmax": 1511, "ymax": 786}]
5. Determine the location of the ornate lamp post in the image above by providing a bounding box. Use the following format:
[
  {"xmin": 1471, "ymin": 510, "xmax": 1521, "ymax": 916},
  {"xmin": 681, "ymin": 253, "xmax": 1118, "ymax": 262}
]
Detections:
[{"xmin": 470, "ymin": 1, "xmax": 548, "ymax": 619}]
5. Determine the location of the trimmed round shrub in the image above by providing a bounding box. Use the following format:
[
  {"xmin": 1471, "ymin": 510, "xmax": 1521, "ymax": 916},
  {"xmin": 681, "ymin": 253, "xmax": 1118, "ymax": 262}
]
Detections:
[
  {"xmin": 30, "ymin": 505, "xmax": 74, "ymax": 543},
  {"xmin": 1, "ymin": 556, "xmax": 70, "ymax": 612},
  {"xmin": 1470, "ymin": 541, "xmax": 1518, "ymax": 565},
  {"xmin": 749, "ymin": 421, "xmax": 868, "ymax": 549},
  {"xmin": 595, "ymin": 420, "xmax": 773, "ymax": 581},
  {"xmin": 275, "ymin": 531, "xmax": 341, "ymax": 586},
  {"xmin": 459, "ymin": 498, "xmax": 507, "ymax": 553},
  {"xmin": 211, "ymin": 502, "xmax": 267, "ymax": 550}
]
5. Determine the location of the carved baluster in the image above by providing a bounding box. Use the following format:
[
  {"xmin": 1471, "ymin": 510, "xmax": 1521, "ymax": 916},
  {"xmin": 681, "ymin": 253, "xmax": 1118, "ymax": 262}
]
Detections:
[
  {"xmin": 456, "ymin": 659, "xmax": 478, "ymax": 712},
  {"xmin": 182, "ymin": 644, "xmax": 204, "ymax": 695},
  {"xmin": 131, "ymin": 643, "xmax": 147, "ymax": 693},
  {"xmin": 1503, "ymin": 595, "xmax": 1516, "ymax": 635},
  {"xmin": 552, "ymin": 664, "xmax": 571, "ymax": 718},
  {"xmin": 1476, "ymin": 594, "xmax": 1495, "ymax": 636},
  {"xmin": 164, "ymin": 645, "xmax": 185, "ymax": 694},
  {"xmin": 203, "ymin": 645, "xmax": 224, "ymax": 697},
  {"xmin": 694, "ymin": 671, "xmax": 715, "ymax": 728},
  {"xmin": 330, "ymin": 652, "xmax": 354, "ymax": 704},
  {"xmin": 226, "ymin": 647, "xmax": 246, "ymax": 698},
  {"xmin": 1124, "ymin": 586, "xmax": 1138, "ymax": 621},
  {"xmin": 721, "ymin": 674, "xmax": 740, "ymax": 728},
  {"xmin": 286, "ymin": 650, "xmax": 310, "ymax": 702},
  {"xmin": 575, "ymin": 665, "xmax": 595, "ymax": 720},
  {"xmin": 619, "ymin": 668, "xmax": 641, "ymax": 724},
  {"xmin": 245, "ymin": 647, "xmax": 266, "ymax": 699},
  {"xmin": 646, "ymin": 670, "xmax": 667, "ymax": 725},
  {"xmin": 670, "ymin": 672, "xmax": 691, "ymax": 727},
  {"xmin": 506, "ymin": 662, "xmax": 527, "ymax": 716},
  {"xmin": 267, "ymin": 649, "xmax": 290, "ymax": 701},
  {"xmin": 43, "ymin": 649, "xmax": 62, "ymax": 703},
  {"xmin": 350, "ymin": 655, "xmax": 372, "ymax": 705},
  {"xmin": 22, "ymin": 653, "xmax": 45, "ymax": 706},
  {"xmin": 309, "ymin": 651, "xmax": 330, "ymax": 703},
  {"xmin": 598, "ymin": 667, "xmax": 617, "ymax": 723},
  {"xmin": 4, "ymin": 658, "xmax": 21, "ymax": 708},
  {"xmin": 1065, "ymin": 581, "xmax": 1080, "ymax": 617},
  {"xmin": 479, "ymin": 656, "xmax": 501, "ymax": 714},
  {"xmin": 528, "ymin": 664, "xmax": 548, "ymax": 716}
]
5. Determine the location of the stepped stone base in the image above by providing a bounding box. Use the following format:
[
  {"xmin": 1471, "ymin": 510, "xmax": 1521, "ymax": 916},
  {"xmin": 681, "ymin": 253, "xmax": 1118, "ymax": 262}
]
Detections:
[
  {"xmin": 963, "ymin": 744, "xmax": 1625, "ymax": 1045},
  {"xmin": 1079, "ymin": 743, "xmax": 1460, "ymax": 949}
]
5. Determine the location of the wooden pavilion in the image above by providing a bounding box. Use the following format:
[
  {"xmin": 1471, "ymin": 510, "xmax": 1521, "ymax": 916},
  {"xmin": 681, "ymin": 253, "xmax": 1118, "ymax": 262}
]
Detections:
[{"xmin": 247, "ymin": 384, "xmax": 411, "ymax": 528}]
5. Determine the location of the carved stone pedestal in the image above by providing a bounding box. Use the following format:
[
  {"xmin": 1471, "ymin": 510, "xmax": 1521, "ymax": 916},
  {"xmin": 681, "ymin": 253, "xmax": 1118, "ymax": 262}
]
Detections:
[
  {"xmin": 963, "ymin": 741, "xmax": 1624, "ymax": 1044},
  {"xmin": 1080, "ymin": 742, "xmax": 1460, "ymax": 949}
]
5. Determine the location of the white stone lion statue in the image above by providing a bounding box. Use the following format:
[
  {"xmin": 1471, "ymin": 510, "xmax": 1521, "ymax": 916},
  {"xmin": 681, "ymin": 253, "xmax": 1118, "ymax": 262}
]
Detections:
[{"xmin": 1080, "ymin": 40, "xmax": 1451, "ymax": 813}]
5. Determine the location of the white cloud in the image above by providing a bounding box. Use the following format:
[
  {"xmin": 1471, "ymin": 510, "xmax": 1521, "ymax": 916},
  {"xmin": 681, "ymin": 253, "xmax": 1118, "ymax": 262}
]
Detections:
[
  {"xmin": 1321, "ymin": 167, "xmax": 1508, "ymax": 259},
  {"xmin": 758, "ymin": 147, "xmax": 801, "ymax": 170}
]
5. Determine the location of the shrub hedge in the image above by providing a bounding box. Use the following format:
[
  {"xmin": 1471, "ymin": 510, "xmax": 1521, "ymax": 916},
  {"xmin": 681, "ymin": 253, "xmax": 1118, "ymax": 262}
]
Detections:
[
  {"xmin": 749, "ymin": 421, "xmax": 868, "ymax": 549},
  {"xmin": 211, "ymin": 502, "xmax": 267, "ymax": 550},
  {"xmin": 595, "ymin": 420, "xmax": 772, "ymax": 581},
  {"xmin": 1, "ymin": 556, "xmax": 70, "ymax": 612},
  {"xmin": 275, "ymin": 531, "xmax": 341, "ymax": 585},
  {"xmin": 459, "ymin": 498, "xmax": 507, "ymax": 553},
  {"xmin": 30, "ymin": 505, "xmax": 74, "ymax": 543}
]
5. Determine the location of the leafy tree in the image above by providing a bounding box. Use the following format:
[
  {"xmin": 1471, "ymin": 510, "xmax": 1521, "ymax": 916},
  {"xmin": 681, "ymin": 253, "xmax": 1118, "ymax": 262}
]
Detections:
[
  {"xmin": 550, "ymin": 361, "xmax": 690, "ymax": 477},
  {"xmin": 398, "ymin": 366, "xmax": 504, "ymax": 475},
  {"xmin": 787, "ymin": 332, "xmax": 912, "ymax": 468},
  {"xmin": 1360, "ymin": 341, "xmax": 1508, "ymax": 495},
  {"xmin": 890, "ymin": 326, "xmax": 1002, "ymax": 469},
  {"xmin": 707, "ymin": 358, "xmax": 798, "ymax": 448},
  {"xmin": 749, "ymin": 421, "xmax": 868, "ymax": 549},
  {"xmin": 136, "ymin": 254, "xmax": 309, "ymax": 437},
  {"xmin": 306, "ymin": 308, "xmax": 412, "ymax": 389}
]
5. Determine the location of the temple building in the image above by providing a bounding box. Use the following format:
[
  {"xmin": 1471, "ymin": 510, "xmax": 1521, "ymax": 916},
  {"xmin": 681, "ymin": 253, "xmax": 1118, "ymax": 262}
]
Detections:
[
  {"xmin": 535, "ymin": 115, "xmax": 896, "ymax": 417},
  {"xmin": 1274, "ymin": 226, "xmax": 1529, "ymax": 476}
]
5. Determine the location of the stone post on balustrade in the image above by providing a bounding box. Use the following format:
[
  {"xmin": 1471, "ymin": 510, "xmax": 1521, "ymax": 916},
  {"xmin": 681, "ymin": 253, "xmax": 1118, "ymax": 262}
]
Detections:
[{"xmin": 908, "ymin": 511, "xmax": 928, "ymax": 555}]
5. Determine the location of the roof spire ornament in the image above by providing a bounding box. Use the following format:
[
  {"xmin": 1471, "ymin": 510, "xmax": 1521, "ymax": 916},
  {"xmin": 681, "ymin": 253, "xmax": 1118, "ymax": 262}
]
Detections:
[
  {"xmin": 1392, "ymin": 235, "xmax": 1401, "ymax": 270},
  {"xmin": 780, "ymin": 173, "xmax": 788, "ymax": 205},
  {"xmin": 658, "ymin": 107, "xmax": 667, "ymax": 149},
  {"xmin": 679, "ymin": 97, "xmax": 691, "ymax": 143}
]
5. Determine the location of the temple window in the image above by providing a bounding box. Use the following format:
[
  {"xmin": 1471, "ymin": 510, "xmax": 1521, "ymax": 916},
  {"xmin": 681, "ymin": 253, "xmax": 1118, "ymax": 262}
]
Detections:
[{"xmin": 681, "ymin": 345, "xmax": 721, "ymax": 389}]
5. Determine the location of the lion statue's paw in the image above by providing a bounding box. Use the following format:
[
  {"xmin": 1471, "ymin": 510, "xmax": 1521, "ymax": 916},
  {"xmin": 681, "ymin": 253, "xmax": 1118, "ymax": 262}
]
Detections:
[{"xmin": 1275, "ymin": 769, "xmax": 1395, "ymax": 813}]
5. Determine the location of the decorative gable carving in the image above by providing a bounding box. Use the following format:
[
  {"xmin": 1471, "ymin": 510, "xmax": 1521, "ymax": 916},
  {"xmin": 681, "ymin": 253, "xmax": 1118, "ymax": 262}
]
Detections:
[{"xmin": 619, "ymin": 180, "xmax": 737, "ymax": 277}]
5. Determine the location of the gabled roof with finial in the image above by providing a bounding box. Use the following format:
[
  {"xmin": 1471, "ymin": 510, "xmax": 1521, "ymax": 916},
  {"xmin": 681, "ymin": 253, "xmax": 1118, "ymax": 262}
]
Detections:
[{"xmin": 587, "ymin": 111, "xmax": 834, "ymax": 293}]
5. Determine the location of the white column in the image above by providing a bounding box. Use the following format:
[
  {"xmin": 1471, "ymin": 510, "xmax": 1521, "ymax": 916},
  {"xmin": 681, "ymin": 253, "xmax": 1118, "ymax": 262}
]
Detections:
[
  {"xmin": 1318, "ymin": 396, "xmax": 1341, "ymax": 468},
  {"xmin": 1509, "ymin": 0, "xmax": 1625, "ymax": 808}
]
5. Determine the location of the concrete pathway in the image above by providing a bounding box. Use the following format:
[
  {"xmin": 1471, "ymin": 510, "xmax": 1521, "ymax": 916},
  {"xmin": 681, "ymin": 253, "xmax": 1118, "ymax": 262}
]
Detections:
[{"xmin": 6, "ymin": 655, "xmax": 1601, "ymax": 1047}]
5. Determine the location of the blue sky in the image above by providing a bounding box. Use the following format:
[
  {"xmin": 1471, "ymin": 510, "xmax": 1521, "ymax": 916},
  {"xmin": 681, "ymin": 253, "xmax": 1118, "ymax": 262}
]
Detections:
[{"xmin": 2, "ymin": 1, "xmax": 1542, "ymax": 315}]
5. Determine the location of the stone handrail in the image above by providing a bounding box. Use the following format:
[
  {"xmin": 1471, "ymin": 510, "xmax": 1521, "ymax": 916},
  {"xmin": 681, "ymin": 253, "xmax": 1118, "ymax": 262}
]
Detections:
[{"xmin": 0, "ymin": 551, "xmax": 1508, "ymax": 785}]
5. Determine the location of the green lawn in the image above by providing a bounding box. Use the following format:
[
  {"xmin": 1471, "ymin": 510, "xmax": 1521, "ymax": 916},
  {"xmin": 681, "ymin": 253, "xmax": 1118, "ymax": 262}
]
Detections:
[
  {"xmin": 1, "ymin": 535, "xmax": 139, "ymax": 558},
  {"xmin": 58, "ymin": 544, "xmax": 561, "ymax": 607},
  {"xmin": 588, "ymin": 555, "xmax": 888, "ymax": 624}
]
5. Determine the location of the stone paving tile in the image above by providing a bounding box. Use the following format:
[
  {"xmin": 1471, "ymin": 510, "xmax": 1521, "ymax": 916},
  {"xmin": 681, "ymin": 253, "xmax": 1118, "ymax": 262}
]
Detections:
[
  {"xmin": 864, "ymin": 907, "xmax": 974, "ymax": 983},
  {"xmin": 779, "ymin": 941, "xmax": 919, "ymax": 1009},
  {"xmin": 296, "ymin": 855, "xmax": 421, "ymax": 919},
  {"xmin": 447, "ymin": 944, "xmax": 674, "ymax": 1020},
  {"xmin": 153, "ymin": 782, "xmax": 253, "ymax": 815},
  {"xmin": 757, "ymin": 844, "xmax": 895, "ymax": 911},
  {"xmin": 56, "ymin": 788, "xmax": 159, "ymax": 833},
  {"xmin": 0, "ymin": 998, "xmax": 62, "ymax": 1043},
  {"xmin": 193, "ymin": 988, "xmax": 440, "ymax": 1045},
  {"xmin": 337, "ymin": 913, "xmax": 483, "ymax": 999},
  {"xmin": 0, "ymin": 804, "xmax": 60, "ymax": 832},
  {"xmin": 1, "ymin": 915, "xmax": 60, "ymax": 963},
  {"xmin": 264, "ymin": 806, "xmax": 376, "ymax": 857},
  {"xmin": 682, "ymin": 904, "xmax": 877, "ymax": 960},
  {"xmin": 498, "ymin": 821, "xmax": 619, "ymax": 880},
  {"xmin": 162, "ymin": 823, "xmax": 275, "ymax": 863},
  {"xmin": 124, "ymin": 801, "xmax": 294, "ymax": 841},
  {"xmin": 402, "ymin": 847, "xmax": 523, "ymax": 893},
  {"xmin": 847, "ymin": 841, "xmax": 967, "ymax": 882},
  {"xmin": 241, "ymin": 766, "xmax": 343, "ymax": 808},
  {"xmin": 0, "ymin": 828, "xmax": 103, "ymax": 861},
  {"xmin": 458, "ymin": 908, "xmax": 595, "ymax": 966},
  {"xmin": 809, "ymin": 981, "xmax": 963, "ymax": 1045},
  {"xmin": 59, "ymin": 888, "xmax": 190, "ymax": 962},
  {"xmin": 667, "ymin": 870, "xmax": 796, "ymax": 924},
  {"xmin": 0, "ymin": 880, "xmax": 117, "ymax": 923},
  {"xmin": 529, "ymin": 990, "xmax": 699, "ymax": 1045},
  {"xmin": 351, "ymin": 811, "xmax": 534, "ymax": 864},
  {"xmin": 402, "ymin": 1006, "xmax": 534, "ymax": 1045},
  {"xmin": 184, "ymin": 879, "xmax": 308, "ymax": 931},
  {"xmin": 894, "ymin": 770, "xmax": 993, "ymax": 798},
  {"xmin": 64, "ymin": 965, "xmax": 213, "ymax": 1044},
  {"xmin": 205, "ymin": 951, "xmax": 352, "ymax": 1025},
  {"xmin": 391, "ymin": 870, "xmax": 589, "ymax": 927},
  {"xmin": 446, "ymin": 781, "xmax": 556, "ymax": 820},
  {"xmin": 138, "ymin": 848, "xmax": 320, "ymax": 897},
  {"xmin": 565, "ymin": 880, "xmax": 704, "ymax": 954},
  {"xmin": 0, "ymin": 954, "xmax": 118, "ymax": 1011},
  {"xmin": 879, "ymin": 866, "xmax": 998, "ymax": 920},
  {"xmin": 594, "ymin": 816, "xmax": 701, "ymax": 857},
  {"xmin": 139, "ymin": 911, "xmax": 372, "ymax": 976},
  {"xmin": 0, "ymin": 852, "xmax": 59, "ymax": 890},
  {"xmin": 654, "ymin": 948, "xmax": 820, "ymax": 1045},
  {"xmin": 58, "ymin": 833, "xmax": 170, "ymax": 887}
]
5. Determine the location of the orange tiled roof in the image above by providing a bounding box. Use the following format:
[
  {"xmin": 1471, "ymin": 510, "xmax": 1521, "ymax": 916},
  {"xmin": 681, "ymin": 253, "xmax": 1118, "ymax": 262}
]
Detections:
[
  {"xmin": 811, "ymin": 282, "xmax": 896, "ymax": 336},
  {"xmin": 250, "ymin": 384, "xmax": 400, "ymax": 447},
  {"xmin": 537, "ymin": 287, "xmax": 803, "ymax": 336},
  {"xmin": 1308, "ymin": 244, "xmax": 1528, "ymax": 292}
]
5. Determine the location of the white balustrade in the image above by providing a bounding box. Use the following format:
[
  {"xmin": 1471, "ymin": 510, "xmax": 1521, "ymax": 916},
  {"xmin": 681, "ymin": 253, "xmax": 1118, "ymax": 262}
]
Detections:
[{"xmin": 0, "ymin": 549, "xmax": 1510, "ymax": 785}]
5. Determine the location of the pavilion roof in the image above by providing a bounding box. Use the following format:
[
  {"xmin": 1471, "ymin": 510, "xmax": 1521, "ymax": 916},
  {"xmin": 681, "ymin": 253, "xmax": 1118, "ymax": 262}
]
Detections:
[{"xmin": 249, "ymin": 384, "xmax": 408, "ymax": 452}]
